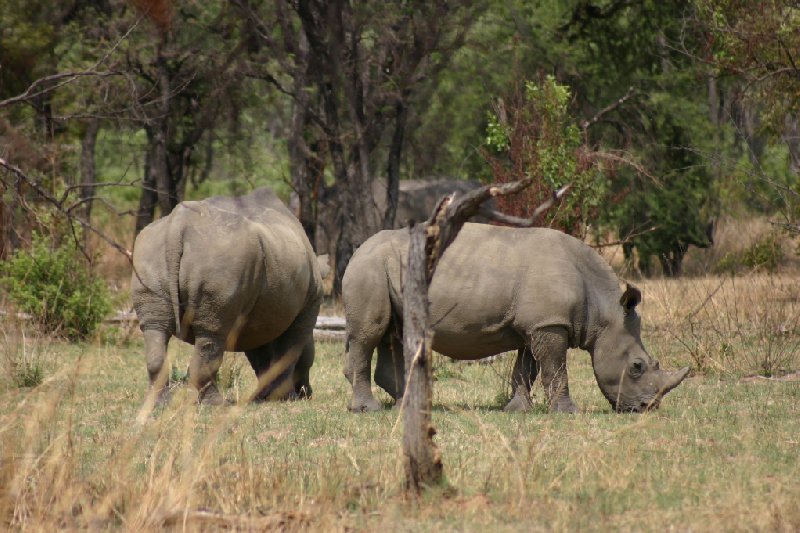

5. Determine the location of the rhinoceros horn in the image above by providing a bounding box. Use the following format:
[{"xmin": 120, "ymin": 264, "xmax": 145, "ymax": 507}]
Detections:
[{"xmin": 658, "ymin": 366, "xmax": 690, "ymax": 398}]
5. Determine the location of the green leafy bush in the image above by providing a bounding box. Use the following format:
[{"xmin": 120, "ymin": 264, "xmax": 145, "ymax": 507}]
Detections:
[
  {"xmin": 740, "ymin": 232, "xmax": 784, "ymax": 271},
  {"xmin": 1, "ymin": 235, "xmax": 112, "ymax": 340},
  {"xmin": 715, "ymin": 232, "xmax": 784, "ymax": 273},
  {"xmin": 484, "ymin": 75, "xmax": 610, "ymax": 237}
]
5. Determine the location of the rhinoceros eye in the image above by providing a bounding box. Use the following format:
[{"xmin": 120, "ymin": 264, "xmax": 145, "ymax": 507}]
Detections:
[{"xmin": 630, "ymin": 359, "xmax": 645, "ymax": 378}]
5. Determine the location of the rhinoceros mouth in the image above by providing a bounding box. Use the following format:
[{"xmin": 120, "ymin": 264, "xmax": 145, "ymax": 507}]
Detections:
[{"xmin": 607, "ymin": 396, "xmax": 661, "ymax": 413}]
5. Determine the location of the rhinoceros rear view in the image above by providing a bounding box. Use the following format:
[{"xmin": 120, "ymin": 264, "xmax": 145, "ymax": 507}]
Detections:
[
  {"xmin": 342, "ymin": 224, "xmax": 689, "ymax": 413},
  {"xmin": 132, "ymin": 188, "xmax": 323, "ymax": 408}
]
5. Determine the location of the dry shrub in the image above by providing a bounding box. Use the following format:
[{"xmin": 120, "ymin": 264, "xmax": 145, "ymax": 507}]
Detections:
[
  {"xmin": 0, "ymin": 322, "xmax": 50, "ymax": 389},
  {"xmin": 682, "ymin": 216, "xmax": 798, "ymax": 275},
  {"xmin": 637, "ymin": 273, "xmax": 800, "ymax": 377}
]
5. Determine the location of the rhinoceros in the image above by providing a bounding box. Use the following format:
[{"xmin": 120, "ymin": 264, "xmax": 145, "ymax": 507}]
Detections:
[
  {"xmin": 342, "ymin": 223, "xmax": 689, "ymax": 413},
  {"xmin": 132, "ymin": 188, "xmax": 323, "ymax": 406}
]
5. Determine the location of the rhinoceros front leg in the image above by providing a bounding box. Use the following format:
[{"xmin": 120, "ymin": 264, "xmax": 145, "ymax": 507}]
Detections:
[
  {"xmin": 532, "ymin": 326, "xmax": 578, "ymax": 414},
  {"xmin": 143, "ymin": 328, "xmax": 171, "ymax": 405},
  {"xmin": 188, "ymin": 335, "xmax": 225, "ymax": 405},
  {"xmin": 504, "ymin": 346, "xmax": 538, "ymax": 412}
]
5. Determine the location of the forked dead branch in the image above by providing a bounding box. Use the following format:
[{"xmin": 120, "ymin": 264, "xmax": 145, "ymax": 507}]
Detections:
[{"xmin": 400, "ymin": 179, "xmax": 569, "ymax": 492}]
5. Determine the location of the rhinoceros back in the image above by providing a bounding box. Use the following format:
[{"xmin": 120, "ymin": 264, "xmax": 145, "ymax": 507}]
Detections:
[
  {"xmin": 132, "ymin": 187, "xmax": 322, "ymax": 350},
  {"xmin": 344, "ymin": 223, "xmax": 621, "ymax": 358}
]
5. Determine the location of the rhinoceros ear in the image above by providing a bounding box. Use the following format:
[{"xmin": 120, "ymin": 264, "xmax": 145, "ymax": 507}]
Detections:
[{"xmin": 619, "ymin": 283, "xmax": 642, "ymax": 312}]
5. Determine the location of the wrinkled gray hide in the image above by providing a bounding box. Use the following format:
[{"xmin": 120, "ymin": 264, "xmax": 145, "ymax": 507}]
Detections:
[
  {"xmin": 343, "ymin": 224, "xmax": 689, "ymax": 413},
  {"xmin": 132, "ymin": 188, "xmax": 323, "ymax": 406}
]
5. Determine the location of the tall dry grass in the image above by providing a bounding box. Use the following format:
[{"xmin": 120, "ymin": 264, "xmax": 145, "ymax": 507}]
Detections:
[
  {"xmin": 1, "ymin": 267, "xmax": 798, "ymax": 530},
  {"xmin": 638, "ymin": 274, "xmax": 800, "ymax": 377}
]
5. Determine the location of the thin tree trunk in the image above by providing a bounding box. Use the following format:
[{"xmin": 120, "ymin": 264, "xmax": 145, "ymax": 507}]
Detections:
[
  {"xmin": 402, "ymin": 222, "xmax": 443, "ymax": 491},
  {"xmin": 288, "ymin": 46, "xmax": 320, "ymax": 248},
  {"xmin": 784, "ymin": 114, "xmax": 800, "ymax": 174},
  {"xmin": 384, "ymin": 101, "xmax": 408, "ymax": 229},
  {"xmin": 135, "ymin": 141, "xmax": 158, "ymax": 235},
  {"xmin": 153, "ymin": 49, "xmax": 177, "ymax": 217},
  {"xmin": 79, "ymin": 118, "xmax": 100, "ymax": 238}
]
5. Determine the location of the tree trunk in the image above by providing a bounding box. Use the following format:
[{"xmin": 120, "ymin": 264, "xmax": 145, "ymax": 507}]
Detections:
[
  {"xmin": 79, "ymin": 118, "xmax": 100, "ymax": 237},
  {"xmin": 287, "ymin": 45, "xmax": 321, "ymax": 249},
  {"xmin": 154, "ymin": 53, "xmax": 176, "ymax": 218},
  {"xmin": 135, "ymin": 142, "xmax": 158, "ymax": 234},
  {"xmin": 784, "ymin": 114, "xmax": 800, "ymax": 174},
  {"xmin": 402, "ymin": 222, "xmax": 443, "ymax": 491},
  {"xmin": 708, "ymin": 75, "xmax": 722, "ymax": 195},
  {"xmin": 384, "ymin": 101, "xmax": 408, "ymax": 229}
]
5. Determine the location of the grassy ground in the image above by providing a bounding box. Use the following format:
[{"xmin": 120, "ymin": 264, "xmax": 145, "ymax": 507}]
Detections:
[{"xmin": 1, "ymin": 274, "xmax": 799, "ymax": 531}]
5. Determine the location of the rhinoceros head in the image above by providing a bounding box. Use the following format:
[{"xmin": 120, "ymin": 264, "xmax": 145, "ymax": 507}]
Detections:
[{"xmin": 591, "ymin": 284, "xmax": 690, "ymax": 413}]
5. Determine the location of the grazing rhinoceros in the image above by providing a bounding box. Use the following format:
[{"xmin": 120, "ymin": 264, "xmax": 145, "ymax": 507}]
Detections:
[
  {"xmin": 132, "ymin": 188, "xmax": 323, "ymax": 406},
  {"xmin": 342, "ymin": 223, "xmax": 689, "ymax": 413}
]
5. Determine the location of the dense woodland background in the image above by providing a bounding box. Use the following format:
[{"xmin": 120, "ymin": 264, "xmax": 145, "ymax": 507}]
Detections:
[{"xmin": 1, "ymin": 0, "xmax": 798, "ymax": 294}]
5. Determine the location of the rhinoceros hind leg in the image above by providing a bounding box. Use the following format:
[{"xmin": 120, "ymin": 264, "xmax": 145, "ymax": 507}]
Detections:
[
  {"xmin": 504, "ymin": 346, "xmax": 538, "ymax": 412},
  {"xmin": 531, "ymin": 327, "xmax": 578, "ymax": 414},
  {"xmin": 344, "ymin": 333, "xmax": 384, "ymax": 412},
  {"xmin": 345, "ymin": 340, "xmax": 382, "ymax": 413},
  {"xmin": 188, "ymin": 335, "xmax": 225, "ymax": 406},
  {"xmin": 142, "ymin": 328, "xmax": 171, "ymax": 409},
  {"xmin": 374, "ymin": 332, "xmax": 404, "ymax": 401},
  {"xmin": 246, "ymin": 342, "xmax": 298, "ymax": 402},
  {"xmin": 293, "ymin": 338, "xmax": 315, "ymax": 399}
]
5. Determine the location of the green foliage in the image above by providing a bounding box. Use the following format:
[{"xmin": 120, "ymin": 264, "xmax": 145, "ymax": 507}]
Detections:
[
  {"xmin": 485, "ymin": 75, "xmax": 609, "ymax": 236},
  {"xmin": 614, "ymin": 97, "xmax": 716, "ymax": 276},
  {"xmin": 741, "ymin": 233, "xmax": 784, "ymax": 271},
  {"xmin": 1, "ymin": 234, "xmax": 112, "ymax": 340}
]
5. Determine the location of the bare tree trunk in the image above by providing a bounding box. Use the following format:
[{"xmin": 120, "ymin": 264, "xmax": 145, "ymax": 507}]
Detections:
[
  {"xmin": 0, "ymin": 180, "xmax": 17, "ymax": 258},
  {"xmin": 384, "ymin": 101, "xmax": 407, "ymax": 229},
  {"xmin": 135, "ymin": 144, "xmax": 158, "ymax": 234},
  {"xmin": 153, "ymin": 53, "xmax": 176, "ymax": 218},
  {"xmin": 287, "ymin": 42, "xmax": 321, "ymax": 248},
  {"xmin": 707, "ymin": 75, "xmax": 722, "ymax": 214},
  {"xmin": 79, "ymin": 118, "xmax": 100, "ymax": 236},
  {"xmin": 784, "ymin": 114, "xmax": 800, "ymax": 174},
  {"xmin": 402, "ymin": 222, "xmax": 443, "ymax": 491}
]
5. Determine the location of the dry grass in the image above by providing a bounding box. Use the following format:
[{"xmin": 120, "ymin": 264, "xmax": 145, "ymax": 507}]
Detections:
[
  {"xmin": 1, "ymin": 273, "xmax": 799, "ymax": 531},
  {"xmin": 637, "ymin": 274, "xmax": 800, "ymax": 377}
]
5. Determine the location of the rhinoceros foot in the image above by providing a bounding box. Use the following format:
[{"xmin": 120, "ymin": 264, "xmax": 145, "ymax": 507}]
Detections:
[
  {"xmin": 198, "ymin": 383, "xmax": 225, "ymax": 406},
  {"xmin": 549, "ymin": 397, "xmax": 578, "ymax": 414},
  {"xmin": 348, "ymin": 396, "xmax": 382, "ymax": 413},
  {"xmin": 503, "ymin": 393, "xmax": 534, "ymax": 413}
]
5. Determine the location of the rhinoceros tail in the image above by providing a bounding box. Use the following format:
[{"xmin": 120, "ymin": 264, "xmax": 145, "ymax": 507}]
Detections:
[{"xmin": 165, "ymin": 206, "xmax": 185, "ymax": 338}]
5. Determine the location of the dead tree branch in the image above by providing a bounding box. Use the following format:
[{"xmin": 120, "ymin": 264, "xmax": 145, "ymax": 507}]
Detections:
[
  {"xmin": 0, "ymin": 157, "xmax": 132, "ymax": 259},
  {"xmin": 581, "ymin": 86, "xmax": 636, "ymax": 132},
  {"xmin": 402, "ymin": 178, "xmax": 569, "ymax": 492}
]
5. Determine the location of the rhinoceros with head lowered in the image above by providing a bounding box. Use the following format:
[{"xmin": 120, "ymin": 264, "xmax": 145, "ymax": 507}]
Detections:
[
  {"xmin": 132, "ymin": 188, "xmax": 323, "ymax": 406},
  {"xmin": 342, "ymin": 223, "xmax": 689, "ymax": 413}
]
